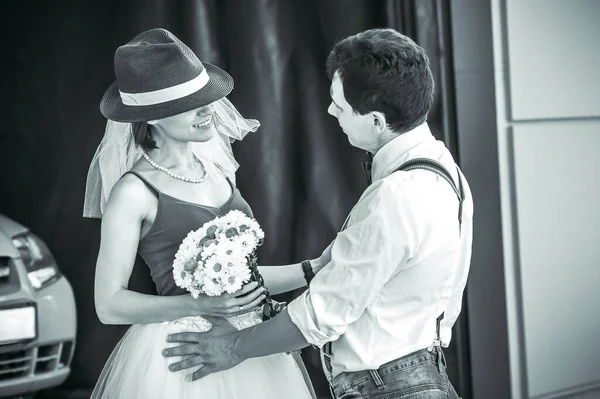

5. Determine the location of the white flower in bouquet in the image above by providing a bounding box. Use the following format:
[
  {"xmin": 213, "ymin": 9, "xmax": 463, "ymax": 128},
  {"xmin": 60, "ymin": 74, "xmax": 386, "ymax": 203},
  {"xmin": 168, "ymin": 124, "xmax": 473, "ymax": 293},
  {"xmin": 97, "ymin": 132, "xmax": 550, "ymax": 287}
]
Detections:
[
  {"xmin": 203, "ymin": 255, "xmax": 228, "ymax": 279},
  {"xmin": 202, "ymin": 277, "xmax": 224, "ymax": 297},
  {"xmin": 223, "ymin": 210, "xmax": 249, "ymax": 224},
  {"xmin": 172, "ymin": 210, "xmax": 265, "ymax": 297},
  {"xmin": 213, "ymin": 239, "xmax": 244, "ymax": 260},
  {"xmin": 174, "ymin": 268, "xmax": 194, "ymax": 291},
  {"xmin": 237, "ymin": 233, "xmax": 259, "ymax": 252},
  {"xmin": 192, "ymin": 267, "xmax": 205, "ymax": 282},
  {"xmin": 222, "ymin": 266, "xmax": 252, "ymax": 294},
  {"xmin": 200, "ymin": 241, "xmax": 218, "ymax": 260}
]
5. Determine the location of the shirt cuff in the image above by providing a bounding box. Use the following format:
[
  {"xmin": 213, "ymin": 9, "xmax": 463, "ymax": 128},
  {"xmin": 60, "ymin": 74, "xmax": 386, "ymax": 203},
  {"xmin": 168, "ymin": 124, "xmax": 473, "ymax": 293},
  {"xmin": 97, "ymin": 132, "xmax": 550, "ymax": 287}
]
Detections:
[{"xmin": 287, "ymin": 291, "xmax": 339, "ymax": 348}]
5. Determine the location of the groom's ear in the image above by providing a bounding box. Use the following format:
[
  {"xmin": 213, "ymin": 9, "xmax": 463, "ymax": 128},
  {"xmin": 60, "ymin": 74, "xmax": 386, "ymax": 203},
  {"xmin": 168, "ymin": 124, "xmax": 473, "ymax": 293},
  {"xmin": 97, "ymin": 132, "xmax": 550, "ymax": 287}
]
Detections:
[{"xmin": 371, "ymin": 111, "xmax": 387, "ymax": 135}]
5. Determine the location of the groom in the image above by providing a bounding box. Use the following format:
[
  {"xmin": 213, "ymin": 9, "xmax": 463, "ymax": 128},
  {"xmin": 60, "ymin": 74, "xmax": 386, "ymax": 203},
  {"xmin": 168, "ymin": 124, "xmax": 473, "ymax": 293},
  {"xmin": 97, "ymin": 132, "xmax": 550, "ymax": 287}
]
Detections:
[{"xmin": 163, "ymin": 28, "xmax": 472, "ymax": 398}]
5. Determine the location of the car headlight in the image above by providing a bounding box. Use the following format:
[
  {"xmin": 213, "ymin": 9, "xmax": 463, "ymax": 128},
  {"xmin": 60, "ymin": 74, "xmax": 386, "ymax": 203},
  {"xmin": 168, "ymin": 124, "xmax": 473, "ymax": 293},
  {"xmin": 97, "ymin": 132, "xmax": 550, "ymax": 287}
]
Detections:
[{"xmin": 11, "ymin": 232, "xmax": 62, "ymax": 290}]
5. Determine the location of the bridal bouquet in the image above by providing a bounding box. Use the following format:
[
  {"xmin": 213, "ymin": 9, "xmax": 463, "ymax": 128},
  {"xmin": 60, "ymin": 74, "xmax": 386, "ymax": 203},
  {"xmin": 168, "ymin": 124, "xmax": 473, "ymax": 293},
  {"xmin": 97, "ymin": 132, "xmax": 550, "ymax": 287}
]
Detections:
[
  {"xmin": 172, "ymin": 210, "xmax": 264, "ymax": 297},
  {"xmin": 172, "ymin": 210, "xmax": 284, "ymax": 319}
]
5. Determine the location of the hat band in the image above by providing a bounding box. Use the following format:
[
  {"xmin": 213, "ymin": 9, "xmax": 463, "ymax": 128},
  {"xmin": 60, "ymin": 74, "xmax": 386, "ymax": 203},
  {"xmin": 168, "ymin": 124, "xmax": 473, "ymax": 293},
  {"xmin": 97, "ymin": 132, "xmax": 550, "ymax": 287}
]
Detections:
[{"xmin": 119, "ymin": 68, "xmax": 210, "ymax": 106}]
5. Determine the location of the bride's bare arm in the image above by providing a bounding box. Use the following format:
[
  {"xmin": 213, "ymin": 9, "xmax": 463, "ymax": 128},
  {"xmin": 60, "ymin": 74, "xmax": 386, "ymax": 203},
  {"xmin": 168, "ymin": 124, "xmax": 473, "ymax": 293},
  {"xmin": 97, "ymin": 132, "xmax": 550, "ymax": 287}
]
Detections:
[
  {"xmin": 258, "ymin": 241, "xmax": 333, "ymax": 295},
  {"xmin": 94, "ymin": 176, "xmax": 266, "ymax": 325}
]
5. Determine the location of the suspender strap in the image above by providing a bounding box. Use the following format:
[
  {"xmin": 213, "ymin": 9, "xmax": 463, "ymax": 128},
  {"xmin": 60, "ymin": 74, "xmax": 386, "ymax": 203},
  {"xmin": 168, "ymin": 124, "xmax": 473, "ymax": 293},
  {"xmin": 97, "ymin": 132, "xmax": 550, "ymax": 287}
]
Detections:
[
  {"xmin": 395, "ymin": 158, "xmax": 465, "ymax": 235},
  {"xmin": 395, "ymin": 158, "xmax": 465, "ymax": 341},
  {"xmin": 436, "ymin": 312, "xmax": 444, "ymax": 342}
]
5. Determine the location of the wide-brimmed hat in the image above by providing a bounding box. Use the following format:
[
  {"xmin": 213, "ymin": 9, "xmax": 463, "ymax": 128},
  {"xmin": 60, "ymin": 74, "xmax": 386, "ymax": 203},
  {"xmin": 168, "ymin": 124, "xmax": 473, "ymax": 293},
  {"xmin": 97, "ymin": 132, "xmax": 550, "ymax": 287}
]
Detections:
[{"xmin": 100, "ymin": 28, "xmax": 233, "ymax": 122}]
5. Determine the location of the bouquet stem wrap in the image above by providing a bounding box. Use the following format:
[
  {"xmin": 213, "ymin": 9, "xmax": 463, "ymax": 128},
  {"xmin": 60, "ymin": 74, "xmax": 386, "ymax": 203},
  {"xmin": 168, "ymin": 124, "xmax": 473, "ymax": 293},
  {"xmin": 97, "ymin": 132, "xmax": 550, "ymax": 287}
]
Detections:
[{"xmin": 247, "ymin": 252, "xmax": 286, "ymax": 321}]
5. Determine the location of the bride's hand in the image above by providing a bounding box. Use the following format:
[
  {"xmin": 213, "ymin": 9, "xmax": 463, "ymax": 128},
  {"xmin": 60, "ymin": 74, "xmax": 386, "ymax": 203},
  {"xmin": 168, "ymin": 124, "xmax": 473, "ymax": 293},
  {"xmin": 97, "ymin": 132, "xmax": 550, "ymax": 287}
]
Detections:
[{"xmin": 192, "ymin": 281, "xmax": 267, "ymax": 317}]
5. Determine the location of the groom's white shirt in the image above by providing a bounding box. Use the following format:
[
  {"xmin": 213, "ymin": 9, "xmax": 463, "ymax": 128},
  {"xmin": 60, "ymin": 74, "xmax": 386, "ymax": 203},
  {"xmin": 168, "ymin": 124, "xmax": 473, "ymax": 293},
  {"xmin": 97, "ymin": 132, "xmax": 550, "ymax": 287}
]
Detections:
[{"xmin": 288, "ymin": 122, "xmax": 474, "ymax": 378}]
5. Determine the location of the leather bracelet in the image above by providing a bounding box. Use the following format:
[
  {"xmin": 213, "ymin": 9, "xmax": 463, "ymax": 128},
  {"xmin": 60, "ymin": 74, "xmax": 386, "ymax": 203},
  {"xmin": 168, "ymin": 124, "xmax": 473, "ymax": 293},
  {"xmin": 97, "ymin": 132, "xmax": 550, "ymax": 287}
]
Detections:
[{"xmin": 301, "ymin": 260, "xmax": 315, "ymax": 286}]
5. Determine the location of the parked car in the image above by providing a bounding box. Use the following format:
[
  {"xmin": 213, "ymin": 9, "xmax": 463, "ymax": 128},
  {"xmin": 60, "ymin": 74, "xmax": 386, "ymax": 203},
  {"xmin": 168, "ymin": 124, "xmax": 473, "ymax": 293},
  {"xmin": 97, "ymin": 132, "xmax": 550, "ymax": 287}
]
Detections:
[{"xmin": 0, "ymin": 214, "xmax": 76, "ymax": 398}]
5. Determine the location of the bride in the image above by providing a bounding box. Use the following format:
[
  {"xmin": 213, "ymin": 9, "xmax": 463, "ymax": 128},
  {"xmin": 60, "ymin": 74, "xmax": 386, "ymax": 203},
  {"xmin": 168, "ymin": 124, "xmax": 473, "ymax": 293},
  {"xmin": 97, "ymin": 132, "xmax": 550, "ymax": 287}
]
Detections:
[{"xmin": 84, "ymin": 28, "xmax": 320, "ymax": 399}]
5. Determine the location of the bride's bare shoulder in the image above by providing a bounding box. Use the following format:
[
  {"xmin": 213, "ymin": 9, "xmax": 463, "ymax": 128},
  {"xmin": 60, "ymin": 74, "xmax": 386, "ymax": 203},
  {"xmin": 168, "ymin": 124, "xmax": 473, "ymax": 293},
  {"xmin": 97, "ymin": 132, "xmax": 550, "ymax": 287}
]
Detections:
[{"xmin": 103, "ymin": 172, "xmax": 155, "ymax": 219}]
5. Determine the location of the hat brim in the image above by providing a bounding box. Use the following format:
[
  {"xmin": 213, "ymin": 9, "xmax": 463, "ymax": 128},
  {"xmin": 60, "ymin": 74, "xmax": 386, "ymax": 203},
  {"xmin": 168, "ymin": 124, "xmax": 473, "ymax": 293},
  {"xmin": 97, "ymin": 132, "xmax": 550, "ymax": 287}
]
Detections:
[{"xmin": 100, "ymin": 63, "xmax": 234, "ymax": 122}]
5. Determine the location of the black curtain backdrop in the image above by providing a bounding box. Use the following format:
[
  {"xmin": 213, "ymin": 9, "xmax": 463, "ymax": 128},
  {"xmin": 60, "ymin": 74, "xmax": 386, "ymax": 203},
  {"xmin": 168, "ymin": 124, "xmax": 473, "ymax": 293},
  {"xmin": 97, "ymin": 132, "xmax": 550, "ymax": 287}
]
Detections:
[{"xmin": 1, "ymin": 1, "xmax": 469, "ymax": 397}]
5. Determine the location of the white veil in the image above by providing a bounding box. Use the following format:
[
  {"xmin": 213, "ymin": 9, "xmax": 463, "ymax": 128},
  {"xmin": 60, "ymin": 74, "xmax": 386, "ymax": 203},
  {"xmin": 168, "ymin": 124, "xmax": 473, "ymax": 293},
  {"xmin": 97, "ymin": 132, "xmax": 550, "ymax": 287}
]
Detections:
[{"xmin": 83, "ymin": 98, "xmax": 259, "ymax": 219}]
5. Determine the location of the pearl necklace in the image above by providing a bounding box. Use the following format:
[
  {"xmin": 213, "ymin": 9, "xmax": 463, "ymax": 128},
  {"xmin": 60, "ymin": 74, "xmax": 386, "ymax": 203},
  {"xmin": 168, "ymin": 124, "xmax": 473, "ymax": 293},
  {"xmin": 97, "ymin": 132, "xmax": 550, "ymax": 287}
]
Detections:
[{"xmin": 141, "ymin": 151, "xmax": 209, "ymax": 183}]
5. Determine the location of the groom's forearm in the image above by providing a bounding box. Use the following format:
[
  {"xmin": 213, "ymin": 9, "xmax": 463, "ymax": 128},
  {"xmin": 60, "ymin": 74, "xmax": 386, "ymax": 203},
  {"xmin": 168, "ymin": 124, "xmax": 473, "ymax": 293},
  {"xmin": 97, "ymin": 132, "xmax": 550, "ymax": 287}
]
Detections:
[
  {"xmin": 258, "ymin": 256, "xmax": 328, "ymax": 295},
  {"xmin": 233, "ymin": 308, "xmax": 310, "ymax": 359},
  {"xmin": 258, "ymin": 263, "xmax": 306, "ymax": 295},
  {"xmin": 259, "ymin": 243, "xmax": 334, "ymax": 295}
]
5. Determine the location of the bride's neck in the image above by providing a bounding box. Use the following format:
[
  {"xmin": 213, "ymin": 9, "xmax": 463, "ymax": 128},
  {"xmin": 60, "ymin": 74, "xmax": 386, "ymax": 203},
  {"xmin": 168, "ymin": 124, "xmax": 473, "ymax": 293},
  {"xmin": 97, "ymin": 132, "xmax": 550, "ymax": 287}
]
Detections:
[{"xmin": 147, "ymin": 138, "xmax": 196, "ymax": 169}]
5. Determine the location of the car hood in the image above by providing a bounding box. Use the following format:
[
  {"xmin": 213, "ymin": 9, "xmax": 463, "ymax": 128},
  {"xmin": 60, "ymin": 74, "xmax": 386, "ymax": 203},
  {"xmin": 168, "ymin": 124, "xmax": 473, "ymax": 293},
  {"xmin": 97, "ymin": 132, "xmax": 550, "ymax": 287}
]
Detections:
[{"xmin": 0, "ymin": 214, "xmax": 29, "ymax": 238}]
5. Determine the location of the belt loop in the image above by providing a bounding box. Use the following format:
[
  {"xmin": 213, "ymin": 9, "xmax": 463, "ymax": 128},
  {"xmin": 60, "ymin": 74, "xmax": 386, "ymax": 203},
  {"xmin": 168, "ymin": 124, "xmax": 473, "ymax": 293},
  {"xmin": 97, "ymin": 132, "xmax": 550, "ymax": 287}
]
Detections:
[
  {"xmin": 320, "ymin": 342, "xmax": 334, "ymax": 386},
  {"xmin": 436, "ymin": 346, "xmax": 446, "ymax": 374},
  {"xmin": 369, "ymin": 369, "xmax": 386, "ymax": 390},
  {"xmin": 438, "ymin": 346, "xmax": 447, "ymax": 368}
]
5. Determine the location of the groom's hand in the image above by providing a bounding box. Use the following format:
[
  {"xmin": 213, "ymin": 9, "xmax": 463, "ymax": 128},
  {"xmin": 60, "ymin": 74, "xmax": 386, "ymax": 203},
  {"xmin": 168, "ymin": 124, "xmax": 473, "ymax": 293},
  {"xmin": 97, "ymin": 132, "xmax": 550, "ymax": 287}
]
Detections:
[{"xmin": 162, "ymin": 316, "xmax": 245, "ymax": 381}]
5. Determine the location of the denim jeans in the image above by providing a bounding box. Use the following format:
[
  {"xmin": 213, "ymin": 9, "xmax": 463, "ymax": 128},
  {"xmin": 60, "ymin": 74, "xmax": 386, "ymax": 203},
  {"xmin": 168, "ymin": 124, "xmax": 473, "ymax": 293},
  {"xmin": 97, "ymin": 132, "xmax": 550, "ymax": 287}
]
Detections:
[{"xmin": 327, "ymin": 347, "xmax": 460, "ymax": 399}]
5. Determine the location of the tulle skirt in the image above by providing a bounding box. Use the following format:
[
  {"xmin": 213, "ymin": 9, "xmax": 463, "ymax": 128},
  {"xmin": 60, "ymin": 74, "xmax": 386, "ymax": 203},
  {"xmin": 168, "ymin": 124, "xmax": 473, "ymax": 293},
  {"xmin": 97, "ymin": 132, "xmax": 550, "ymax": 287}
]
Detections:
[{"xmin": 91, "ymin": 313, "xmax": 316, "ymax": 399}]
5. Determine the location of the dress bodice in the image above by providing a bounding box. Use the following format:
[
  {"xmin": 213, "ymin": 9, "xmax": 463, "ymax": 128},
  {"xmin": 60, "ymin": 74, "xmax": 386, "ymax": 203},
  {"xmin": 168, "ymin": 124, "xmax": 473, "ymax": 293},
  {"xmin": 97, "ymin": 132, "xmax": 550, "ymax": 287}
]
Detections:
[{"xmin": 126, "ymin": 170, "xmax": 254, "ymax": 296}]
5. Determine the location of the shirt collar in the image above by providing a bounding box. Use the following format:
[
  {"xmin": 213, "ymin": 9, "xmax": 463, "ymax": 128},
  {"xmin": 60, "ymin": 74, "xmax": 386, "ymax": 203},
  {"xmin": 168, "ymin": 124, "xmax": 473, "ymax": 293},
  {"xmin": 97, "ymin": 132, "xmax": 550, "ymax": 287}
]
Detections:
[{"xmin": 371, "ymin": 122, "xmax": 435, "ymax": 182}]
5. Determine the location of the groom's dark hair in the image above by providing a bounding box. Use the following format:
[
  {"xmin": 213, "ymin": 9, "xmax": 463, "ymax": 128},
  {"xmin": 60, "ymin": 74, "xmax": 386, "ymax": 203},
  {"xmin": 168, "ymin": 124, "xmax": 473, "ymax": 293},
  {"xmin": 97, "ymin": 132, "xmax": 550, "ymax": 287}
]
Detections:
[{"xmin": 326, "ymin": 28, "xmax": 434, "ymax": 134}]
